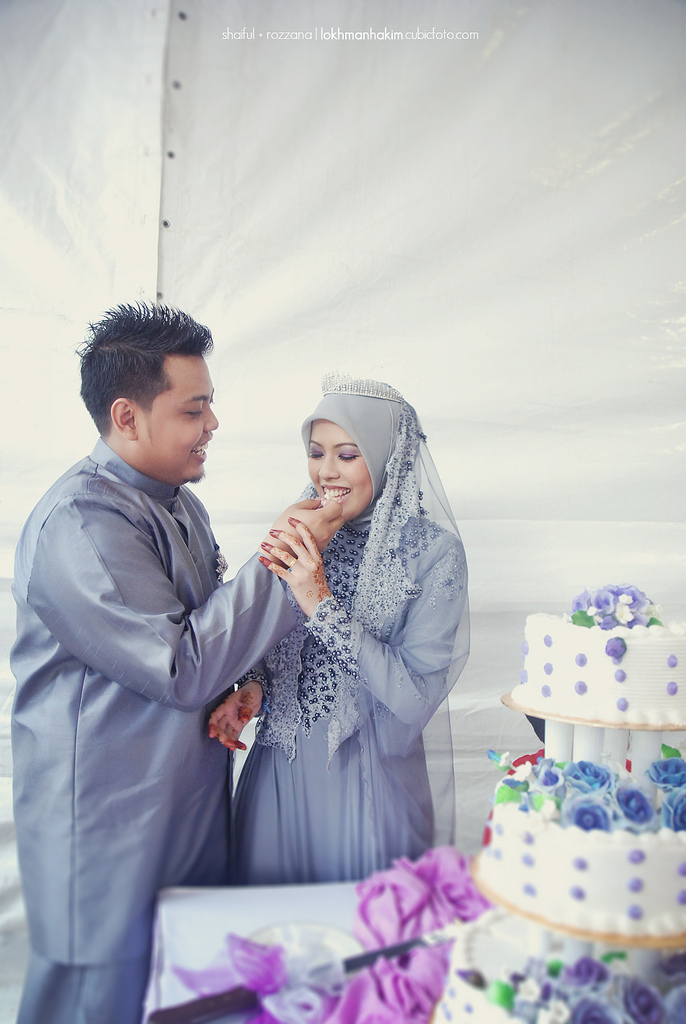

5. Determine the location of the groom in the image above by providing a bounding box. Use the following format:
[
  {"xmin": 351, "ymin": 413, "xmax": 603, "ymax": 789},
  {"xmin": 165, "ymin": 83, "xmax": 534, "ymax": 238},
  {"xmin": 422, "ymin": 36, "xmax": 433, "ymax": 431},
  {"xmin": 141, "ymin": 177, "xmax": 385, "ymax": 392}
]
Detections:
[{"xmin": 10, "ymin": 303, "xmax": 342, "ymax": 1024}]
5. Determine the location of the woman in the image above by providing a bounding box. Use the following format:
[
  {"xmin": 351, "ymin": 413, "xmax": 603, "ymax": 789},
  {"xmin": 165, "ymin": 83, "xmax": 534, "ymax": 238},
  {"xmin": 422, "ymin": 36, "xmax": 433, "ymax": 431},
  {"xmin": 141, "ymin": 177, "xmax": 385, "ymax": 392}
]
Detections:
[{"xmin": 210, "ymin": 373, "xmax": 469, "ymax": 884}]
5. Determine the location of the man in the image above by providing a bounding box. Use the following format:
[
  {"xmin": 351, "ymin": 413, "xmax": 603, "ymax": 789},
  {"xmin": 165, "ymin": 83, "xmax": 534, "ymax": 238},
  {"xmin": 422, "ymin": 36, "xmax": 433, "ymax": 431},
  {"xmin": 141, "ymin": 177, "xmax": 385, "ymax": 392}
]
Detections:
[{"xmin": 10, "ymin": 303, "xmax": 342, "ymax": 1024}]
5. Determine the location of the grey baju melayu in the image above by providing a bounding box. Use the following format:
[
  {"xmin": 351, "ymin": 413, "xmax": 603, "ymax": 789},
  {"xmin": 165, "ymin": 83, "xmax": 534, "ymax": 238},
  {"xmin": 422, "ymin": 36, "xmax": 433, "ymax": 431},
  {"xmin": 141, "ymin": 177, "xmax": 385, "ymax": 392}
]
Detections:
[{"xmin": 10, "ymin": 438, "xmax": 299, "ymax": 1024}]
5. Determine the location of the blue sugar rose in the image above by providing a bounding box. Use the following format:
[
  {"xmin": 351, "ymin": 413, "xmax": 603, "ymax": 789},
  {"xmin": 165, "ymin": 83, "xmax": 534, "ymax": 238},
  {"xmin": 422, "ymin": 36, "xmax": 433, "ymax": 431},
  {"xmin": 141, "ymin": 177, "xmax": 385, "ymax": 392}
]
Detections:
[
  {"xmin": 662, "ymin": 789, "xmax": 686, "ymax": 832},
  {"xmin": 614, "ymin": 787, "xmax": 656, "ymax": 833},
  {"xmin": 562, "ymin": 794, "xmax": 612, "ymax": 832},
  {"xmin": 571, "ymin": 996, "xmax": 622, "ymax": 1024},
  {"xmin": 564, "ymin": 761, "xmax": 614, "ymax": 795},
  {"xmin": 622, "ymin": 978, "xmax": 664, "ymax": 1024},
  {"xmin": 647, "ymin": 760, "xmax": 686, "ymax": 792},
  {"xmin": 530, "ymin": 759, "xmax": 566, "ymax": 798}
]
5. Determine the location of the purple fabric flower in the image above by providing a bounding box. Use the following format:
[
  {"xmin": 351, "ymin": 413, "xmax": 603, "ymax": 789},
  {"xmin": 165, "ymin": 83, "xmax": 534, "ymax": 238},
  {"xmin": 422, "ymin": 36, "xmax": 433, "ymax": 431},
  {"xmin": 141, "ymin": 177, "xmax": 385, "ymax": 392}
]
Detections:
[
  {"xmin": 615, "ymin": 787, "xmax": 656, "ymax": 832},
  {"xmin": 571, "ymin": 996, "xmax": 623, "ymax": 1024},
  {"xmin": 605, "ymin": 637, "xmax": 627, "ymax": 661},
  {"xmin": 564, "ymin": 761, "xmax": 614, "ymax": 795},
  {"xmin": 562, "ymin": 957, "xmax": 610, "ymax": 991},
  {"xmin": 172, "ymin": 933, "xmax": 288, "ymax": 999},
  {"xmin": 326, "ymin": 945, "xmax": 450, "ymax": 1024},
  {"xmin": 562, "ymin": 794, "xmax": 612, "ymax": 832},
  {"xmin": 648, "ymin": 759, "xmax": 686, "ymax": 792},
  {"xmin": 664, "ymin": 984, "xmax": 686, "ymax": 1023},
  {"xmin": 622, "ymin": 977, "xmax": 664, "ymax": 1024},
  {"xmin": 662, "ymin": 789, "xmax": 686, "ymax": 832},
  {"xmin": 354, "ymin": 846, "xmax": 489, "ymax": 948}
]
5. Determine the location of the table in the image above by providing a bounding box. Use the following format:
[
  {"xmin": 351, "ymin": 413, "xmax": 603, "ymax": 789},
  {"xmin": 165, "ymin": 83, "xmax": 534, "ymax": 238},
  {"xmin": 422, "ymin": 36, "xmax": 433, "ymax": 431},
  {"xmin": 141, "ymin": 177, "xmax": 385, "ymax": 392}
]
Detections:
[{"xmin": 143, "ymin": 881, "xmax": 359, "ymax": 1023}]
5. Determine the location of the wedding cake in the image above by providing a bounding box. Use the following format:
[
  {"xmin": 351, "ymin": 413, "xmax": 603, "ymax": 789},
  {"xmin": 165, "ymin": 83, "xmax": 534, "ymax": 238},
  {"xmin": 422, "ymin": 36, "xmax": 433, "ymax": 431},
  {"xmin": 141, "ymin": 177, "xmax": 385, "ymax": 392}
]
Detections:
[
  {"xmin": 510, "ymin": 585, "xmax": 686, "ymax": 726},
  {"xmin": 435, "ymin": 586, "xmax": 686, "ymax": 1024}
]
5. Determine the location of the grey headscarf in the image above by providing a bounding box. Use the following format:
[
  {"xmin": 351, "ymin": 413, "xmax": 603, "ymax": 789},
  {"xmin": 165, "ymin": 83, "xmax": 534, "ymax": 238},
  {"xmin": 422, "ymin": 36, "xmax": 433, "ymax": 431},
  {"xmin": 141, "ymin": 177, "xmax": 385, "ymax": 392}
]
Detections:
[{"xmin": 301, "ymin": 391, "xmax": 401, "ymax": 526}]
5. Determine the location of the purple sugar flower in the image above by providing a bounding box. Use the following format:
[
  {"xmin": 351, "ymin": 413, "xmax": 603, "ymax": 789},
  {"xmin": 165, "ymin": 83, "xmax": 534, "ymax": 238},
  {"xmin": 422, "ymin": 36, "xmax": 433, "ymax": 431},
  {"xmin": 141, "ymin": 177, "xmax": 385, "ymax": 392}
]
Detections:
[
  {"xmin": 571, "ymin": 996, "xmax": 622, "ymax": 1024},
  {"xmin": 605, "ymin": 637, "xmax": 627, "ymax": 661},
  {"xmin": 622, "ymin": 977, "xmax": 664, "ymax": 1024},
  {"xmin": 572, "ymin": 589, "xmax": 593, "ymax": 613},
  {"xmin": 562, "ymin": 957, "xmax": 610, "ymax": 991},
  {"xmin": 664, "ymin": 984, "xmax": 686, "ymax": 1024}
]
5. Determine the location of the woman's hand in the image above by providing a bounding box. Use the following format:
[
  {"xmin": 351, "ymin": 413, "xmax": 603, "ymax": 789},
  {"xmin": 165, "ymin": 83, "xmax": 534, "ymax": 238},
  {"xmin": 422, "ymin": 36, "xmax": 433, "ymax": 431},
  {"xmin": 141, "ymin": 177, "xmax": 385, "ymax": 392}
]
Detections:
[
  {"xmin": 263, "ymin": 499, "xmax": 343, "ymax": 555},
  {"xmin": 259, "ymin": 518, "xmax": 331, "ymax": 619},
  {"xmin": 208, "ymin": 680, "xmax": 264, "ymax": 751}
]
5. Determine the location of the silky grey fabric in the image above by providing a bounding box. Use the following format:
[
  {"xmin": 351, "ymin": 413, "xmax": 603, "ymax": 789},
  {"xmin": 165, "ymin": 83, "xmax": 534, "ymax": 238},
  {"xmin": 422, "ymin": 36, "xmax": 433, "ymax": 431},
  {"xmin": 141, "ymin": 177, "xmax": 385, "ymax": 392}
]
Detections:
[{"xmin": 10, "ymin": 438, "xmax": 299, "ymax": 970}]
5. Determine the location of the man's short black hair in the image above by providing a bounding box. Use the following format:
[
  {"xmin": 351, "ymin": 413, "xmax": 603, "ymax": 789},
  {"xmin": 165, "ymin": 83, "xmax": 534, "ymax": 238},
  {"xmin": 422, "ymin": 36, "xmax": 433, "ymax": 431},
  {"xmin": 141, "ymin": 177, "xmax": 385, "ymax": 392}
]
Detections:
[{"xmin": 78, "ymin": 302, "xmax": 214, "ymax": 435}]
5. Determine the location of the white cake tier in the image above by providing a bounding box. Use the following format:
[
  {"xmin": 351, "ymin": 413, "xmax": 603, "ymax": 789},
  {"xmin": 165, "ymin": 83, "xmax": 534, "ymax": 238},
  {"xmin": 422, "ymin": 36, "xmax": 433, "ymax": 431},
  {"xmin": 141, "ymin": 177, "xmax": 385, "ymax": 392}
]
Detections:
[
  {"xmin": 512, "ymin": 614, "xmax": 686, "ymax": 727},
  {"xmin": 477, "ymin": 803, "xmax": 686, "ymax": 944}
]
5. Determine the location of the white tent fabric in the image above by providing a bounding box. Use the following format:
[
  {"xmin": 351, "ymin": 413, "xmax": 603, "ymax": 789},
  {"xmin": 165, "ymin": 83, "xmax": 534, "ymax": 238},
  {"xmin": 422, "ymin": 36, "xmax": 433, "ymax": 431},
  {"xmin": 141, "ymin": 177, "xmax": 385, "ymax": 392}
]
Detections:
[{"xmin": 1, "ymin": 0, "xmax": 685, "ymax": 1018}]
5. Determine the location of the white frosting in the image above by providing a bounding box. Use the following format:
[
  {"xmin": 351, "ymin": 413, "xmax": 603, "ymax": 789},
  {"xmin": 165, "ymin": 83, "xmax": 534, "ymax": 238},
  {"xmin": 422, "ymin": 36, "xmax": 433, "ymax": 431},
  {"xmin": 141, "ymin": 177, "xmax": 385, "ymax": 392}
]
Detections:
[
  {"xmin": 512, "ymin": 614, "xmax": 686, "ymax": 726},
  {"xmin": 433, "ymin": 910, "xmax": 526, "ymax": 1024},
  {"xmin": 478, "ymin": 802, "xmax": 686, "ymax": 939}
]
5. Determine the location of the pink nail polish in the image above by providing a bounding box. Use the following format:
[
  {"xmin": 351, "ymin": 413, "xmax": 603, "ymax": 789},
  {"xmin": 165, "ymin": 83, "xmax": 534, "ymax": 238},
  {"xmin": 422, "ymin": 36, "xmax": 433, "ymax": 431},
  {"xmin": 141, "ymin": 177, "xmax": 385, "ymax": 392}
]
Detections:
[
  {"xmin": 288, "ymin": 517, "xmax": 302, "ymax": 526},
  {"xmin": 269, "ymin": 528, "xmax": 281, "ymax": 537}
]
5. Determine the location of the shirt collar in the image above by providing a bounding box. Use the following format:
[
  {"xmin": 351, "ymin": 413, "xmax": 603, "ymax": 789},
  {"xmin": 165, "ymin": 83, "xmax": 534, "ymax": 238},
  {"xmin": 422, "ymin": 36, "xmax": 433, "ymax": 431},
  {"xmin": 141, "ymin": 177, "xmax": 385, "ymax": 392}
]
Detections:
[{"xmin": 91, "ymin": 437, "xmax": 179, "ymax": 507}]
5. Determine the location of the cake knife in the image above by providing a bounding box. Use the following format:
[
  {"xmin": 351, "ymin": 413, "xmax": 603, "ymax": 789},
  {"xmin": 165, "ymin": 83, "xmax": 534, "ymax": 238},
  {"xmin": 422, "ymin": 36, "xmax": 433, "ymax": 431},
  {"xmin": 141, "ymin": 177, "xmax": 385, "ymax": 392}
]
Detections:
[{"xmin": 146, "ymin": 928, "xmax": 458, "ymax": 1024}]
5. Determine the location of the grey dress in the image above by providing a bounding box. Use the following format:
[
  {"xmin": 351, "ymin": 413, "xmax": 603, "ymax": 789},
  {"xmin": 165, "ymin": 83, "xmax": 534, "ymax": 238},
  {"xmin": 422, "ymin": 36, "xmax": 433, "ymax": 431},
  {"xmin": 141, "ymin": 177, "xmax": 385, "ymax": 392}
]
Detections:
[{"xmin": 232, "ymin": 515, "xmax": 467, "ymax": 884}]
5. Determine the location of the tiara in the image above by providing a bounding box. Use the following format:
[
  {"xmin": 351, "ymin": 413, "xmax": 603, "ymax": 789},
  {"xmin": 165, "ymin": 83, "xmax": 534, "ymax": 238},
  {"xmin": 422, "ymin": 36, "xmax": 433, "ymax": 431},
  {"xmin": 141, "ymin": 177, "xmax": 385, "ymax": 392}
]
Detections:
[{"xmin": 321, "ymin": 372, "xmax": 403, "ymax": 402}]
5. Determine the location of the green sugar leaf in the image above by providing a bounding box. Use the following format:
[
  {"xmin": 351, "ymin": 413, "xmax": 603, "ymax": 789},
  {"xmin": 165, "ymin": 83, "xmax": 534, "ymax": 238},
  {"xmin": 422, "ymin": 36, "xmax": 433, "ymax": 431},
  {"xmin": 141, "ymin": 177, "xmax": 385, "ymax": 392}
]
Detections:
[{"xmin": 571, "ymin": 610, "xmax": 595, "ymax": 628}]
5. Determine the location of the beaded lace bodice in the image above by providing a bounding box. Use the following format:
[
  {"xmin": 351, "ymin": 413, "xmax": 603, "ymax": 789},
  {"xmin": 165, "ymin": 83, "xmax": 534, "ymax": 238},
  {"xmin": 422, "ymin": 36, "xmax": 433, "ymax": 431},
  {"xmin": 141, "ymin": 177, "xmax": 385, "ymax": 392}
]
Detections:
[{"xmin": 297, "ymin": 524, "xmax": 368, "ymax": 731}]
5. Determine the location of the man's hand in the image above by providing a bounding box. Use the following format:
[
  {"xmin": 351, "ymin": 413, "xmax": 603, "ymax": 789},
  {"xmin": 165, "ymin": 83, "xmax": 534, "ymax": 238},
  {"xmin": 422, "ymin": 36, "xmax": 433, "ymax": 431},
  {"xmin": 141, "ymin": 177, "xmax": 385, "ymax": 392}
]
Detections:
[
  {"xmin": 208, "ymin": 680, "xmax": 263, "ymax": 751},
  {"xmin": 261, "ymin": 498, "xmax": 343, "ymax": 558}
]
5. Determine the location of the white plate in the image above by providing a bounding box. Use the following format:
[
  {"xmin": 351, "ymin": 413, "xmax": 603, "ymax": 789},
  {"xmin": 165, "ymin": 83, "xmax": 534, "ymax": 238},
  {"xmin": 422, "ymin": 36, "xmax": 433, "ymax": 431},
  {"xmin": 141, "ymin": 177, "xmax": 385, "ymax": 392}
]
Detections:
[{"xmin": 249, "ymin": 922, "xmax": 362, "ymax": 971}]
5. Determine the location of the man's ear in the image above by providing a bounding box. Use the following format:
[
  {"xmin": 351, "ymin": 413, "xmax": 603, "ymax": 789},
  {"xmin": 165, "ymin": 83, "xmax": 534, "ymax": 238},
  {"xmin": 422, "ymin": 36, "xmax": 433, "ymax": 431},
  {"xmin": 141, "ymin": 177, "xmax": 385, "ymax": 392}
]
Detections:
[{"xmin": 110, "ymin": 398, "xmax": 140, "ymax": 441}]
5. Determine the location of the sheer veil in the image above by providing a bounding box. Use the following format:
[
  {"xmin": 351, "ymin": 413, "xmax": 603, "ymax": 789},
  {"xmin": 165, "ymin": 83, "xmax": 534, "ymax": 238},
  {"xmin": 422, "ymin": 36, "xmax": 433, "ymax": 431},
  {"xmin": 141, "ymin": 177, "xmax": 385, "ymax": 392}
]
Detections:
[{"xmin": 263, "ymin": 374, "xmax": 469, "ymax": 849}]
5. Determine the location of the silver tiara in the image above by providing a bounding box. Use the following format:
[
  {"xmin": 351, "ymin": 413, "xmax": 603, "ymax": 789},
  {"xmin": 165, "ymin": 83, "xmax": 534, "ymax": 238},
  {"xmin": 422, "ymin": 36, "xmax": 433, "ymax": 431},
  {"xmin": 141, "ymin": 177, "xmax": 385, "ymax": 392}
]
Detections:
[{"xmin": 321, "ymin": 372, "xmax": 403, "ymax": 402}]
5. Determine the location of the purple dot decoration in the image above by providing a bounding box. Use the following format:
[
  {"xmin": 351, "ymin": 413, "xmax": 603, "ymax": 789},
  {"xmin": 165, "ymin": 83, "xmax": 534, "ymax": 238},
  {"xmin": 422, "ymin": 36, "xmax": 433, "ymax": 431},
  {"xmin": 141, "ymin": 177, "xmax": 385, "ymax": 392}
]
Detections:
[
  {"xmin": 523, "ymin": 832, "xmax": 535, "ymax": 845},
  {"xmin": 522, "ymin": 854, "xmax": 535, "ymax": 867},
  {"xmin": 573, "ymin": 858, "xmax": 588, "ymax": 871},
  {"xmin": 679, "ymin": 892, "xmax": 686, "ymax": 906},
  {"xmin": 575, "ymin": 653, "xmax": 588, "ymax": 667},
  {"xmin": 520, "ymin": 670, "xmax": 528, "ymax": 684},
  {"xmin": 495, "ymin": 824, "xmax": 504, "ymax": 836},
  {"xmin": 521, "ymin": 641, "xmax": 529, "ymax": 656},
  {"xmin": 615, "ymin": 670, "xmax": 626, "ymax": 682},
  {"xmin": 570, "ymin": 886, "xmax": 585, "ymax": 901},
  {"xmin": 628, "ymin": 905, "xmax": 644, "ymax": 920},
  {"xmin": 493, "ymin": 849, "xmax": 502, "ymax": 860},
  {"xmin": 668, "ymin": 682, "xmax": 678, "ymax": 696},
  {"xmin": 544, "ymin": 635, "xmax": 553, "ymax": 648},
  {"xmin": 628, "ymin": 878, "xmax": 643, "ymax": 893},
  {"xmin": 544, "ymin": 663, "xmax": 553, "ymax": 675},
  {"xmin": 678, "ymin": 862, "xmax": 686, "ymax": 877},
  {"xmin": 617, "ymin": 698, "xmax": 629, "ymax": 713},
  {"xmin": 668, "ymin": 655, "xmax": 678, "ymax": 668},
  {"xmin": 523, "ymin": 884, "xmax": 537, "ymax": 897},
  {"xmin": 575, "ymin": 681, "xmax": 588, "ymax": 696},
  {"xmin": 629, "ymin": 850, "xmax": 646, "ymax": 864},
  {"xmin": 541, "ymin": 685, "xmax": 552, "ymax": 698}
]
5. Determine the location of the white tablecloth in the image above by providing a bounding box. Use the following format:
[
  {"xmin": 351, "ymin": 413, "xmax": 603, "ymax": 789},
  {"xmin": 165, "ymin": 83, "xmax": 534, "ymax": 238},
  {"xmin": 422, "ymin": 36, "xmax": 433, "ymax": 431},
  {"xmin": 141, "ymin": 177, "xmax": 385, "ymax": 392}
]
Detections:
[{"xmin": 143, "ymin": 881, "xmax": 359, "ymax": 1023}]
